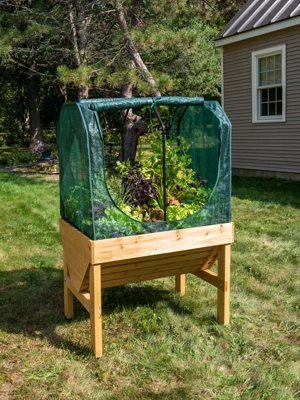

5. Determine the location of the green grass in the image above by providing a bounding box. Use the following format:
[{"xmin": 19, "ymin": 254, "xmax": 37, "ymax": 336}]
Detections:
[{"xmin": 0, "ymin": 172, "xmax": 299, "ymax": 399}]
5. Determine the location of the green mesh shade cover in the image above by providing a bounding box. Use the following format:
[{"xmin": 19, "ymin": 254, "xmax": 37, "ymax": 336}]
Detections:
[
  {"xmin": 56, "ymin": 97, "xmax": 231, "ymax": 240},
  {"xmin": 170, "ymin": 104, "xmax": 220, "ymax": 189}
]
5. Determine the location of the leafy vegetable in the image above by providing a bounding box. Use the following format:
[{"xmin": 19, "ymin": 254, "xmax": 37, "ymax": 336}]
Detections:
[{"xmin": 107, "ymin": 130, "xmax": 211, "ymax": 223}]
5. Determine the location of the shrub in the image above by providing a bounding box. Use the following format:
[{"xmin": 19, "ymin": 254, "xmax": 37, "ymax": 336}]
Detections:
[
  {"xmin": 0, "ymin": 150, "xmax": 36, "ymax": 167},
  {"xmin": 32, "ymin": 142, "xmax": 52, "ymax": 158}
]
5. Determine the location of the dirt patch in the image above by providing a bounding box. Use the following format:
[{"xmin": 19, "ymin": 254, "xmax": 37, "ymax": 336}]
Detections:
[{"xmin": 0, "ymin": 160, "xmax": 59, "ymax": 181}]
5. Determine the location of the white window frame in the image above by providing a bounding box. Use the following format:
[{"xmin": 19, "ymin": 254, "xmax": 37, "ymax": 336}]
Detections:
[{"xmin": 252, "ymin": 44, "xmax": 286, "ymax": 123}]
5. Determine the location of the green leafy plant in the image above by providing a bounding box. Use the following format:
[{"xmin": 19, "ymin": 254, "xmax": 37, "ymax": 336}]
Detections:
[
  {"xmin": 95, "ymin": 206, "xmax": 142, "ymax": 239},
  {"xmin": 64, "ymin": 184, "xmax": 91, "ymax": 223},
  {"xmin": 0, "ymin": 149, "xmax": 36, "ymax": 166},
  {"xmin": 31, "ymin": 142, "xmax": 53, "ymax": 158},
  {"xmin": 105, "ymin": 174, "xmax": 132, "ymax": 207},
  {"xmin": 109, "ymin": 131, "xmax": 211, "ymax": 222}
]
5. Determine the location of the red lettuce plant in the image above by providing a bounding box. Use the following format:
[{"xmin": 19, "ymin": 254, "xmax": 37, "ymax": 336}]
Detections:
[{"xmin": 123, "ymin": 167, "xmax": 158, "ymax": 207}]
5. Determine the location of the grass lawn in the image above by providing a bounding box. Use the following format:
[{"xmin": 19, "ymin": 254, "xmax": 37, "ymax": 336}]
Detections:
[{"xmin": 0, "ymin": 171, "xmax": 299, "ymax": 399}]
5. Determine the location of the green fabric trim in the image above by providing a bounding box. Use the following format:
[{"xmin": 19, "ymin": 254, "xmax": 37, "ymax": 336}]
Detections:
[{"xmin": 79, "ymin": 96, "xmax": 204, "ymax": 112}]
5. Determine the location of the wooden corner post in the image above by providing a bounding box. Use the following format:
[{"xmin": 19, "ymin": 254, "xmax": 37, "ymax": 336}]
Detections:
[
  {"xmin": 217, "ymin": 244, "xmax": 230, "ymax": 325},
  {"xmin": 89, "ymin": 264, "xmax": 102, "ymax": 358},
  {"xmin": 63, "ymin": 255, "xmax": 74, "ymax": 320},
  {"xmin": 175, "ymin": 274, "xmax": 186, "ymax": 296}
]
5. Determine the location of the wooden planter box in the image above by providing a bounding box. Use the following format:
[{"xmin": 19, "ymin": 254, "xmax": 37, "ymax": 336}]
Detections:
[{"xmin": 60, "ymin": 219, "xmax": 234, "ymax": 358}]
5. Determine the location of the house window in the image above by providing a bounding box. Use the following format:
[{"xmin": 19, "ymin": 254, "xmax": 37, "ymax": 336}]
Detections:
[{"xmin": 252, "ymin": 45, "xmax": 286, "ymax": 123}]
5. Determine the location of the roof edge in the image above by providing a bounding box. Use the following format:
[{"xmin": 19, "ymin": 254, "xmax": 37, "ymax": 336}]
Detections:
[{"xmin": 215, "ymin": 15, "xmax": 300, "ymax": 47}]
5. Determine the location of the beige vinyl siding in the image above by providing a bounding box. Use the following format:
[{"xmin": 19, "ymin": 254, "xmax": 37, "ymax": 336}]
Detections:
[{"xmin": 223, "ymin": 25, "xmax": 300, "ymax": 176}]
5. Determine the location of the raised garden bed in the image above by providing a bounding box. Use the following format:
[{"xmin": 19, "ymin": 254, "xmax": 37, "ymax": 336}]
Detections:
[{"xmin": 56, "ymin": 96, "xmax": 233, "ymax": 357}]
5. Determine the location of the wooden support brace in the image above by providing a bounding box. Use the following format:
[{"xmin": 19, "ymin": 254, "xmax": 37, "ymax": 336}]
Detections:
[
  {"xmin": 89, "ymin": 264, "xmax": 102, "ymax": 358},
  {"xmin": 175, "ymin": 274, "xmax": 186, "ymax": 296},
  {"xmin": 193, "ymin": 269, "xmax": 228, "ymax": 292},
  {"xmin": 201, "ymin": 247, "xmax": 219, "ymax": 271}
]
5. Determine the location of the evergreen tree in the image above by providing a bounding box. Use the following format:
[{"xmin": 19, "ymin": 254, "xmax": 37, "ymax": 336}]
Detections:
[
  {"xmin": 0, "ymin": 0, "xmax": 55, "ymax": 145},
  {"xmin": 0, "ymin": 67, "xmax": 27, "ymax": 144},
  {"xmin": 101, "ymin": 0, "xmax": 221, "ymax": 99},
  {"xmin": 0, "ymin": 0, "xmax": 244, "ymax": 152},
  {"xmin": 107, "ymin": 0, "xmax": 223, "ymax": 161},
  {"xmin": 54, "ymin": 0, "xmax": 118, "ymax": 100}
]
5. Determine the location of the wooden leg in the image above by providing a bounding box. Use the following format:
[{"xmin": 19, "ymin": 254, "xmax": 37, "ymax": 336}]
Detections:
[
  {"xmin": 217, "ymin": 245, "xmax": 230, "ymax": 325},
  {"xmin": 64, "ymin": 283, "xmax": 74, "ymax": 319},
  {"xmin": 175, "ymin": 274, "xmax": 186, "ymax": 296},
  {"xmin": 89, "ymin": 264, "xmax": 102, "ymax": 358},
  {"xmin": 64, "ymin": 258, "xmax": 74, "ymax": 319}
]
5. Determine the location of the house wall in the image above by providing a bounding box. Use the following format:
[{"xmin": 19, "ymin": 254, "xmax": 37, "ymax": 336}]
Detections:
[{"xmin": 222, "ymin": 25, "xmax": 300, "ymax": 180}]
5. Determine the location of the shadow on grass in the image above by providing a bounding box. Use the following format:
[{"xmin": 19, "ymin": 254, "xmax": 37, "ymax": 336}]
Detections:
[
  {"xmin": 109, "ymin": 386, "xmax": 191, "ymax": 400},
  {"xmin": 102, "ymin": 283, "xmax": 193, "ymax": 316},
  {"xmin": 0, "ymin": 267, "xmax": 193, "ymax": 356},
  {"xmin": 232, "ymin": 176, "xmax": 300, "ymax": 208}
]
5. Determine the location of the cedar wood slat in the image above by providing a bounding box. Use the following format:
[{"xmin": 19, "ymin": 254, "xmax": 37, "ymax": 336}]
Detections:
[
  {"xmin": 60, "ymin": 219, "xmax": 234, "ymax": 292},
  {"xmin": 92, "ymin": 223, "xmax": 233, "ymax": 264},
  {"xmin": 101, "ymin": 264, "xmax": 207, "ymax": 289},
  {"xmin": 101, "ymin": 250, "xmax": 212, "ymax": 277},
  {"xmin": 101, "ymin": 256, "xmax": 210, "ymax": 283}
]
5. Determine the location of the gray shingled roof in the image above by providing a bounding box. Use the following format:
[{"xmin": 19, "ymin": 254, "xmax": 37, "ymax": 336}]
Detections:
[{"xmin": 215, "ymin": 0, "xmax": 300, "ymax": 40}]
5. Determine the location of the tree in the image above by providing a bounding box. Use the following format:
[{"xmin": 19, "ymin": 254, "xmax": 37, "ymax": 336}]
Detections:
[
  {"xmin": 55, "ymin": 0, "xmax": 119, "ymax": 100},
  {"xmin": 0, "ymin": 0, "xmax": 55, "ymax": 145},
  {"xmin": 108, "ymin": 0, "xmax": 223, "ymax": 162},
  {"xmin": 54, "ymin": 0, "xmax": 224, "ymax": 162},
  {"xmin": 0, "ymin": 67, "xmax": 27, "ymax": 144},
  {"xmin": 185, "ymin": 0, "xmax": 248, "ymax": 28},
  {"xmin": 114, "ymin": 0, "xmax": 160, "ymax": 163},
  {"xmin": 99, "ymin": 1, "xmax": 222, "ymax": 98},
  {"xmin": 0, "ymin": 0, "xmax": 238, "ymax": 153},
  {"xmin": 56, "ymin": 0, "xmax": 98, "ymax": 99}
]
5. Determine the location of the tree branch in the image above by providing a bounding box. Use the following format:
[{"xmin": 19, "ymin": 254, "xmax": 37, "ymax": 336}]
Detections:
[{"xmin": 114, "ymin": 0, "xmax": 160, "ymax": 97}]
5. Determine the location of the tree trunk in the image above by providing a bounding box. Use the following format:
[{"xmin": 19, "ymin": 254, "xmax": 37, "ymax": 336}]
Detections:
[
  {"xmin": 68, "ymin": 0, "xmax": 90, "ymax": 100},
  {"xmin": 115, "ymin": 0, "xmax": 160, "ymax": 97},
  {"xmin": 120, "ymin": 60, "xmax": 136, "ymax": 162},
  {"xmin": 16, "ymin": 84, "xmax": 27, "ymax": 145},
  {"xmin": 59, "ymin": 84, "xmax": 68, "ymax": 102},
  {"xmin": 68, "ymin": 0, "xmax": 81, "ymax": 68},
  {"xmin": 116, "ymin": 0, "xmax": 160, "ymax": 163},
  {"xmin": 77, "ymin": 84, "xmax": 89, "ymax": 100},
  {"xmin": 122, "ymin": 115, "xmax": 148, "ymax": 164},
  {"xmin": 27, "ymin": 73, "xmax": 42, "ymax": 146}
]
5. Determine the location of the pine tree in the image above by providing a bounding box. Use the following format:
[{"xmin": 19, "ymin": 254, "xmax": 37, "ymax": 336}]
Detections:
[
  {"xmin": 0, "ymin": 0, "xmax": 55, "ymax": 145},
  {"xmin": 0, "ymin": 0, "xmax": 241, "ymax": 154}
]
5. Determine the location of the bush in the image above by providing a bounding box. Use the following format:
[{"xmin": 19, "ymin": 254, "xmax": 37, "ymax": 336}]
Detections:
[
  {"xmin": 32, "ymin": 142, "xmax": 53, "ymax": 158},
  {"xmin": 0, "ymin": 135, "xmax": 6, "ymax": 147},
  {"xmin": 0, "ymin": 150, "xmax": 36, "ymax": 167}
]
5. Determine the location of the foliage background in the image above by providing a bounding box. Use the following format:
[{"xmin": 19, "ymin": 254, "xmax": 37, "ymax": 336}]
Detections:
[{"xmin": 0, "ymin": 0, "xmax": 248, "ymax": 144}]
